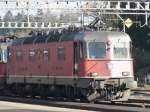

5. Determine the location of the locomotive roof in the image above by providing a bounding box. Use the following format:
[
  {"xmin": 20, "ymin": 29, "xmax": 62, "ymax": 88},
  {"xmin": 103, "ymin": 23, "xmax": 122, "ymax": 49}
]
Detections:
[
  {"xmin": 74, "ymin": 31, "xmax": 131, "ymax": 42},
  {"xmin": 11, "ymin": 31, "xmax": 130, "ymax": 45}
]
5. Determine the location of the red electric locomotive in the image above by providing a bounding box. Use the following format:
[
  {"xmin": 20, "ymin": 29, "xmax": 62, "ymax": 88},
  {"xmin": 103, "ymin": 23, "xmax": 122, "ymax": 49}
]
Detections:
[{"xmin": 5, "ymin": 30, "xmax": 136, "ymax": 101}]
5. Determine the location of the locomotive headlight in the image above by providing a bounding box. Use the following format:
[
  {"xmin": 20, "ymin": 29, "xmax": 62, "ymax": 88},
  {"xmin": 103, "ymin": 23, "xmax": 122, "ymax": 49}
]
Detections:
[
  {"xmin": 122, "ymin": 72, "xmax": 130, "ymax": 76},
  {"xmin": 90, "ymin": 72, "xmax": 98, "ymax": 77},
  {"xmin": 107, "ymin": 63, "xmax": 113, "ymax": 70}
]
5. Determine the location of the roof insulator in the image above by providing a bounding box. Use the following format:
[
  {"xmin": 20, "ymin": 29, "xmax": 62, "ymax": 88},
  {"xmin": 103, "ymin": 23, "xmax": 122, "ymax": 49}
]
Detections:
[
  {"xmin": 16, "ymin": 2, "xmax": 18, "ymax": 6},
  {"xmin": 77, "ymin": 2, "xmax": 78, "ymax": 6}
]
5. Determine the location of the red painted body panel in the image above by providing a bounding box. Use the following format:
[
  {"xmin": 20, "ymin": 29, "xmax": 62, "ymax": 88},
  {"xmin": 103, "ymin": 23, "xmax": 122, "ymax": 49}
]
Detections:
[
  {"xmin": 7, "ymin": 41, "xmax": 74, "ymax": 77},
  {"xmin": 7, "ymin": 41, "xmax": 112, "ymax": 78},
  {"xmin": 0, "ymin": 63, "xmax": 6, "ymax": 77},
  {"xmin": 77, "ymin": 47, "xmax": 111, "ymax": 77},
  {"xmin": 7, "ymin": 40, "xmax": 133, "ymax": 79},
  {"xmin": 78, "ymin": 60, "xmax": 111, "ymax": 77}
]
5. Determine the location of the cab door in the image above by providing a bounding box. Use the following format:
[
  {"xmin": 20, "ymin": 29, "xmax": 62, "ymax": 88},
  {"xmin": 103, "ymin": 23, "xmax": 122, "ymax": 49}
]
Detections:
[{"xmin": 73, "ymin": 42, "xmax": 79, "ymax": 75}]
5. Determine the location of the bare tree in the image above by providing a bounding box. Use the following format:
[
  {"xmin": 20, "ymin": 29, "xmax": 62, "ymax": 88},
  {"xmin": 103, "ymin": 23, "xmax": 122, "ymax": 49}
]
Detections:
[{"xmin": 3, "ymin": 10, "xmax": 14, "ymax": 22}]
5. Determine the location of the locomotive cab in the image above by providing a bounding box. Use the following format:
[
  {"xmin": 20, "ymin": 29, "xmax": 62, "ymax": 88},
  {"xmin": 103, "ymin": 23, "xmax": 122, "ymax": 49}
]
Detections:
[
  {"xmin": 75, "ymin": 31, "xmax": 133, "ymax": 79},
  {"xmin": 76, "ymin": 40, "xmax": 110, "ymax": 77},
  {"xmin": 74, "ymin": 31, "xmax": 136, "ymax": 101}
]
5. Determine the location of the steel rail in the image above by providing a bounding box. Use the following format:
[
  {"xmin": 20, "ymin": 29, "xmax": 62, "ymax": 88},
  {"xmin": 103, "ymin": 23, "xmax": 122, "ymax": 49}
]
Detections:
[{"xmin": 0, "ymin": 96, "xmax": 149, "ymax": 112}]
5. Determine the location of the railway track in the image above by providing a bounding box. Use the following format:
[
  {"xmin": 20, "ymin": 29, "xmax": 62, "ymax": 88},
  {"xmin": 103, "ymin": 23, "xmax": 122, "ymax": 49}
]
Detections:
[
  {"xmin": 0, "ymin": 95, "xmax": 150, "ymax": 112},
  {"xmin": 126, "ymin": 89, "xmax": 150, "ymax": 104},
  {"xmin": 0, "ymin": 88, "xmax": 150, "ymax": 111}
]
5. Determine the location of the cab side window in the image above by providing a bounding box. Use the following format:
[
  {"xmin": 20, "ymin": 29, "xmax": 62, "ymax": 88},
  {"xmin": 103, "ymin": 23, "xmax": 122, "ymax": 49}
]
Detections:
[
  {"xmin": 16, "ymin": 50, "xmax": 23, "ymax": 62},
  {"xmin": 79, "ymin": 42, "xmax": 87, "ymax": 59},
  {"xmin": 57, "ymin": 47, "xmax": 65, "ymax": 60},
  {"xmin": 43, "ymin": 48, "xmax": 50, "ymax": 62},
  {"xmin": 29, "ymin": 49, "xmax": 36, "ymax": 62},
  {"xmin": 8, "ymin": 50, "xmax": 11, "ymax": 62},
  {"xmin": 0, "ymin": 49, "xmax": 1, "ymax": 62}
]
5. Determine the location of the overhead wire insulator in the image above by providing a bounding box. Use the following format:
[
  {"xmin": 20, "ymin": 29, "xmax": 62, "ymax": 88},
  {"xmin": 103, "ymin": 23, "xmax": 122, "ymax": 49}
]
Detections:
[
  {"xmin": 77, "ymin": 2, "xmax": 78, "ymax": 7},
  {"xmin": 16, "ymin": 2, "xmax": 18, "ymax": 6},
  {"xmin": 67, "ymin": 1, "xmax": 68, "ymax": 4}
]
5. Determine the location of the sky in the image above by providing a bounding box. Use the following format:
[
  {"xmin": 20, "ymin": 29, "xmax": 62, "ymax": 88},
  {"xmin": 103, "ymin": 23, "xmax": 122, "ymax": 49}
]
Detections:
[
  {"xmin": 0, "ymin": 0, "xmax": 95, "ymax": 25},
  {"xmin": 0, "ymin": 0, "xmax": 57, "ymax": 17},
  {"xmin": 0, "ymin": 0, "xmax": 88, "ymax": 17}
]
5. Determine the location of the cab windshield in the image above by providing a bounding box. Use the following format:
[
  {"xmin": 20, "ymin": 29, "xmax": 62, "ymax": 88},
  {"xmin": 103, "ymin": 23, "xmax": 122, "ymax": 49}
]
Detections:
[
  {"xmin": 113, "ymin": 42, "xmax": 128, "ymax": 58},
  {"xmin": 88, "ymin": 42, "xmax": 106, "ymax": 59}
]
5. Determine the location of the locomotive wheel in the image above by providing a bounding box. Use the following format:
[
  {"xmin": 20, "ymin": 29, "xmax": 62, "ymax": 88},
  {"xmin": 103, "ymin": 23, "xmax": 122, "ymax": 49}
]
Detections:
[
  {"xmin": 80, "ymin": 89, "xmax": 100, "ymax": 102},
  {"xmin": 120, "ymin": 89, "xmax": 131, "ymax": 101},
  {"xmin": 111, "ymin": 89, "xmax": 131, "ymax": 102},
  {"xmin": 86, "ymin": 90, "xmax": 100, "ymax": 102}
]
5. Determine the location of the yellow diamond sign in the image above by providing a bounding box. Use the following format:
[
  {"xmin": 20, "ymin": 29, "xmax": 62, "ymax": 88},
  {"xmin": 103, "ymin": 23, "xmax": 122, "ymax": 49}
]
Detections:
[{"xmin": 124, "ymin": 18, "xmax": 133, "ymax": 28}]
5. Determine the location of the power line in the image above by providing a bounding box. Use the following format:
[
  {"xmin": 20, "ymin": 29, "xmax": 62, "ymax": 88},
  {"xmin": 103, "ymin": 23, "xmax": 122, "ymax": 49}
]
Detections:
[{"xmin": 0, "ymin": 0, "xmax": 150, "ymax": 30}]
